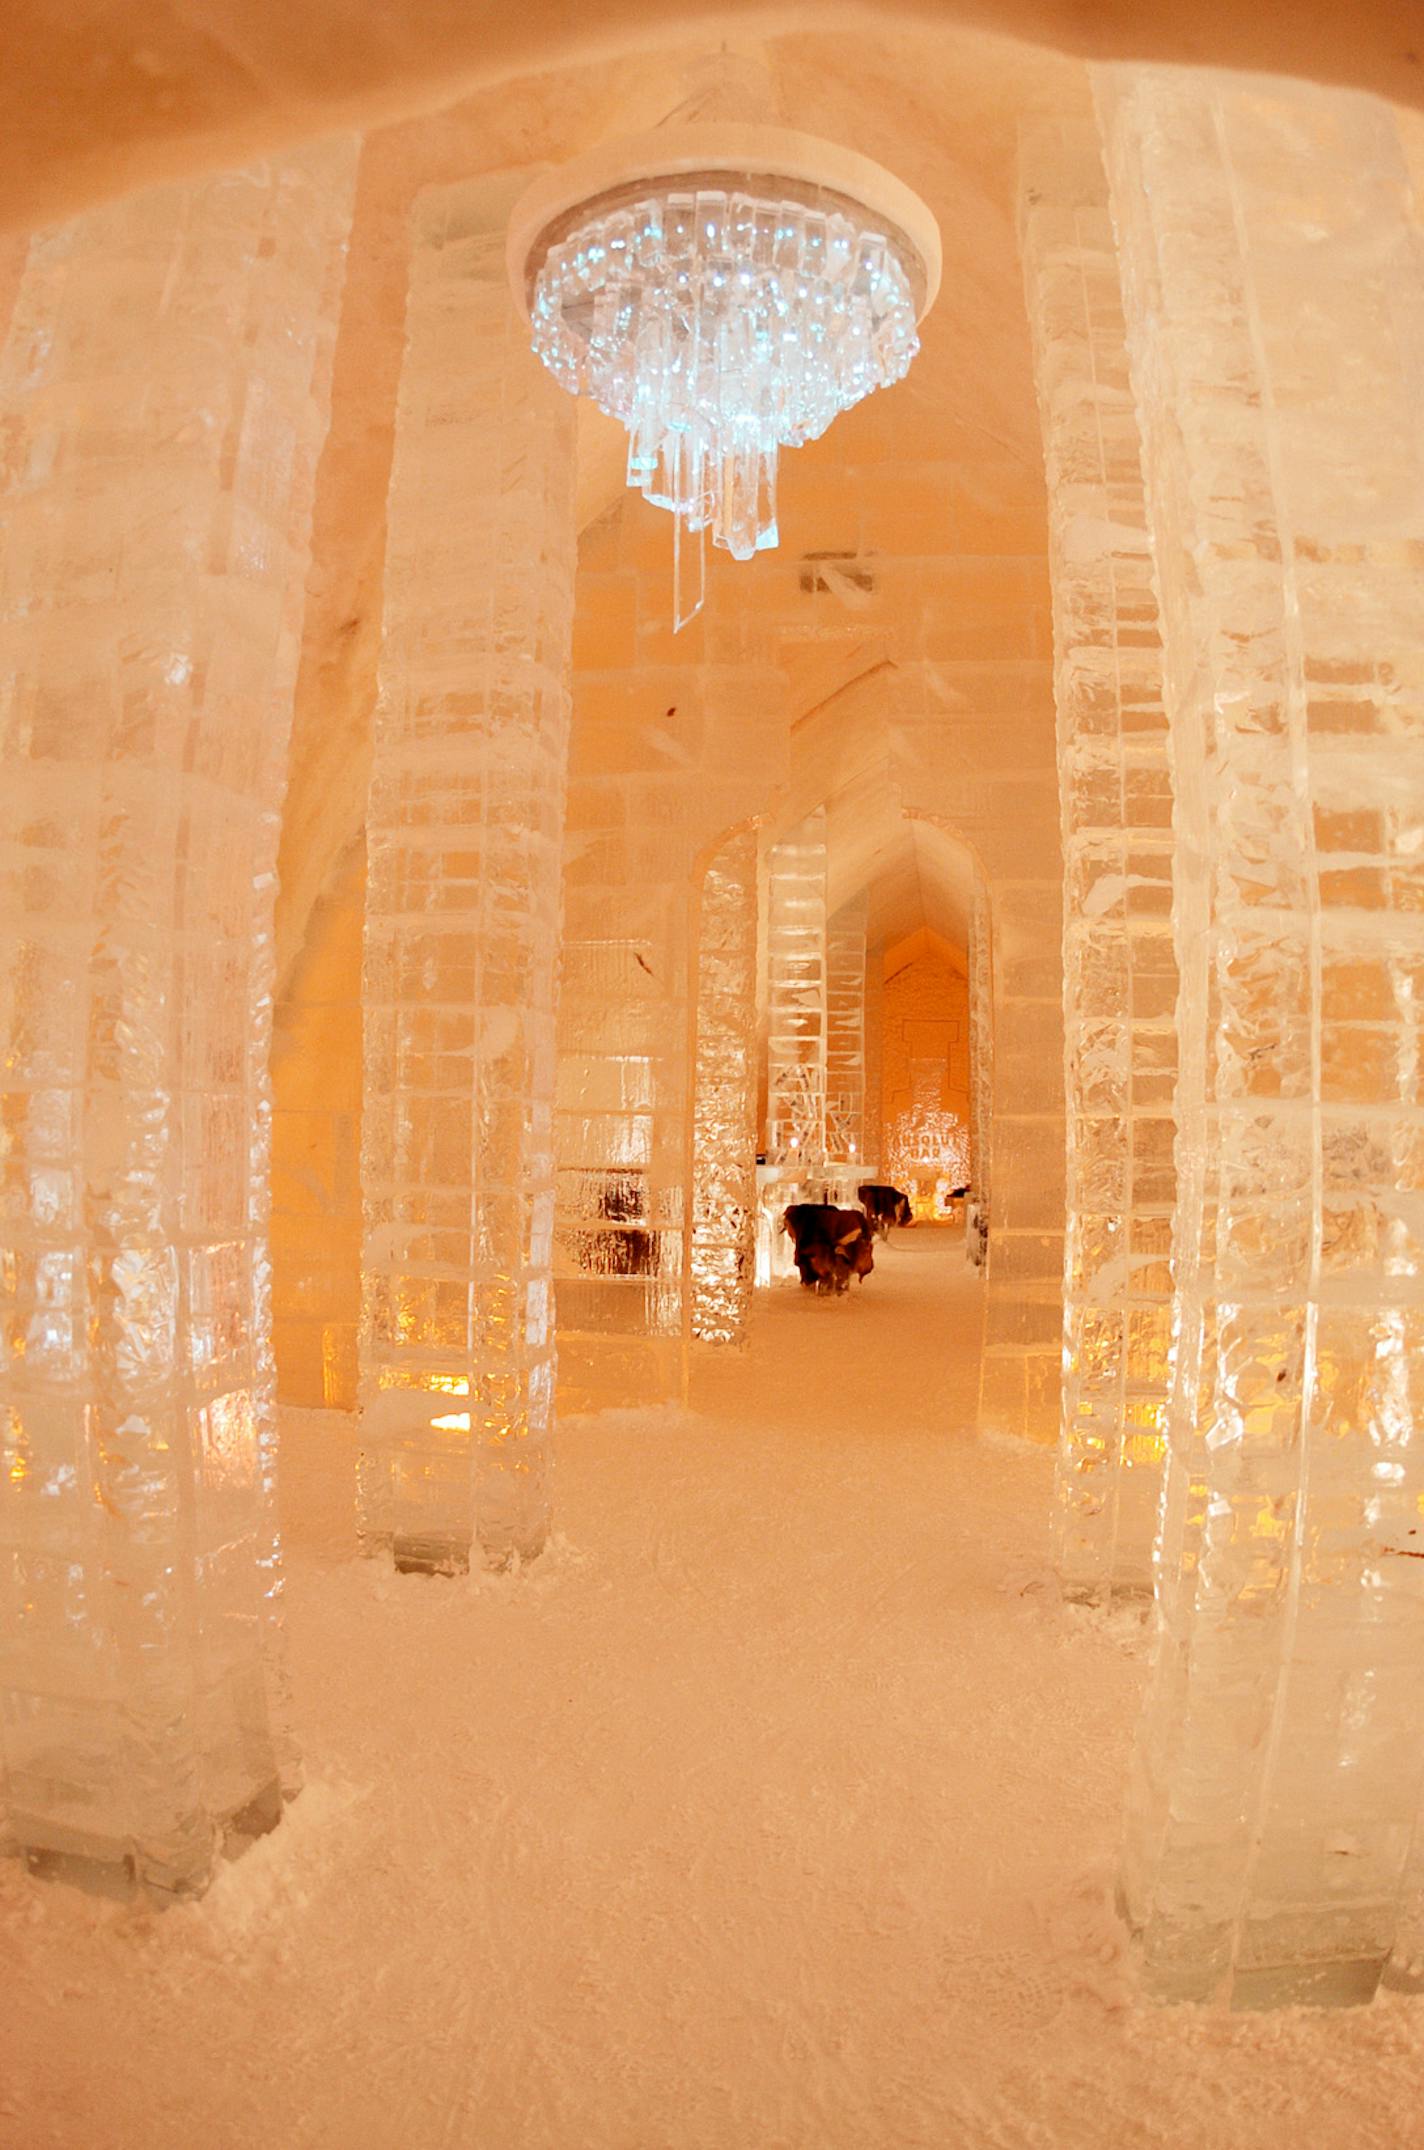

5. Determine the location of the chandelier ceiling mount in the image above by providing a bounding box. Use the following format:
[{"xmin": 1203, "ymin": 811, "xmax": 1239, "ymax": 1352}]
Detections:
[{"xmin": 507, "ymin": 124, "xmax": 942, "ymax": 626}]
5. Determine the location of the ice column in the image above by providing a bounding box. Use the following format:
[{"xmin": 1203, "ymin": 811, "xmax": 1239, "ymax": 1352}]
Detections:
[
  {"xmin": 826, "ymin": 897, "xmax": 869, "ymax": 1166},
  {"xmin": 966, "ymin": 886, "xmax": 994, "ymax": 1269},
  {"xmin": 1018, "ymin": 121, "xmax": 1178, "ymax": 1601},
  {"xmin": 863, "ymin": 953, "xmax": 885, "ymax": 1179},
  {"xmin": 690, "ymin": 829, "xmax": 759, "ymax": 1346},
  {"xmin": 765, "ymin": 812, "xmax": 829, "ymax": 1168},
  {"xmin": 0, "ymin": 146, "xmax": 355, "ymax": 1894},
  {"xmin": 555, "ymin": 654, "xmax": 783, "ymax": 1408},
  {"xmin": 1100, "ymin": 67, "xmax": 1424, "ymax": 2005},
  {"xmin": 357, "ymin": 178, "xmax": 577, "ymax": 1575}
]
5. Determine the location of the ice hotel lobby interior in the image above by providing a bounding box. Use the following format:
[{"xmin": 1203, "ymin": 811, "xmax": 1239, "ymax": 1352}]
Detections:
[{"xmin": 4, "ymin": 2, "xmax": 1424, "ymax": 2144}]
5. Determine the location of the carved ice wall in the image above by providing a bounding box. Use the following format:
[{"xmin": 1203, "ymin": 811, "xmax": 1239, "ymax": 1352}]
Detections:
[
  {"xmin": 765, "ymin": 810, "xmax": 829, "ymax": 1169},
  {"xmin": 357, "ymin": 176, "xmax": 577, "ymax": 1574},
  {"xmin": 1101, "ymin": 65, "xmax": 1424, "ymax": 2006},
  {"xmin": 826, "ymin": 896, "xmax": 869, "ymax": 1165},
  {"xmin": 0, "ymin": 145, "xmax": 355, "ymax": 1891},
  {"xmin": 1019, "ymin": 121, "xmax": 1178, "ymax": 1601},
  {"xmin": 690, "ymin": 828, "xmax": 759, "ymax": 1346}
]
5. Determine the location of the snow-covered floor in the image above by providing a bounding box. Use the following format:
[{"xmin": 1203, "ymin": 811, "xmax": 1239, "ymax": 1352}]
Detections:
[{"xmin": 7, "ymin": 1232, "xmax": 1424, "ymax": 2148}]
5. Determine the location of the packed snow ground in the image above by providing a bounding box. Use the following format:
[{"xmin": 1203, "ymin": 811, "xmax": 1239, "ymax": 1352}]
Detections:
[{"xmin": 7, "ymin": 1232, "xmax": 1424, "ymax": 2148}]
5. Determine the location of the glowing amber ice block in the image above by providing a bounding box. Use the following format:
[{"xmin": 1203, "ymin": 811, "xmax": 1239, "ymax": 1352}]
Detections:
[
  {"xmin": 1100, "ymin": 66, "xmax": 1424, "ymax": 2006},
  {"xmin": 357, "ymin": 177, "xmax": 577, "ymax": 1574},
  {"xmin": 0, "ymin": 144, "xmax": 356, "ymax": 1895},
  {"xmin": 1018, "ymin": 120, "xmax": 1178, "ymax": 1601}
]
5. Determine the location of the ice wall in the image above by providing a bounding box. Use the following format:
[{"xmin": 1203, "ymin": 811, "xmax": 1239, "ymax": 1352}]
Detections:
[
  {"xmin": 1100, "ymin": 66, "xmax": 1424, "ymax": 2005},
  {"xmin": 0, "ymin": 145, "xmax": 355, "ymax": 1892},
  {"xmin": 357, "ymin": 176, "xmax": 576, "ymax": 1574},
  {"xmin": 1018, "ymin": 122, "xmax": 1178, "ymax": 1601},
  {"xmin": 557, "ymin": 529, "xmax": 785, "ymax": 1408},
  {"xmin": 765, "ymin": 811, "xmax": 830, "ymax": 1169},
  {"xmin": 826, "ymin": 896, "xmax": 869, "ymax": 1166},
  {"xmin": 690, "ymin": 829, "xmax": 760, "ymax": 1346}
]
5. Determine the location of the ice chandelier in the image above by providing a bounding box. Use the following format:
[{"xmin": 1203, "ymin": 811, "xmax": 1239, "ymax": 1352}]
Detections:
[{"xmin": 508, "ymin": 126, "xmax": 941, "ymax": 626}]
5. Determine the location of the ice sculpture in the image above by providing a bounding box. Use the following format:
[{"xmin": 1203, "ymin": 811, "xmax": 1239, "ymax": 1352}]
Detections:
[
  {"xmin": 690, "ymin": 829, "xmax": 760, "ymax": 1346},
  {"xmin": 1100, "ymin": 66, "xmax": 1424, "ymax": 2005},
  {"xmin": 885, "ymin": 1092, "xmax": 971, "ymax": 1214},
  {"xmin": 826, "ymin": 896, "xmax": 869, "ymax": 1164},
  {"xmin": 966, "ymin": 887, "xmax": 993, "ymax": 1269},
  {"xmin": 555, "ymin": 603, "xmax": 784, "ymax": 1407},
  {"xmin": 1018, "ymin": 121, "xmax": 1178, "ymax": 1602},
  {"xmin": 0, "ymin": 145, "xmax": 356, "ymax": 1894},
  {"xmin": 765, "ymin": 811, "xmax": 830, "ymax": 1168},
  {"xmin": 357, "ymin": 176, "xmax": 577, "ymax": 1574}
]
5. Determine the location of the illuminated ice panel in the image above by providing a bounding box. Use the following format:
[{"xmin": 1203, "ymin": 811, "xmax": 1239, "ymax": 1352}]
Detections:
[
  {"xmin": 1100, "ymin": 65, "xmax": 1424, "ymax": 2006},
  {"xmin": 0, "ymin": 145, "xmax": 356, "ymax": 1893},
  {"xmin": 1018, "ymin": 119, "xmax": 1178, "ymax": 1602},
  {"xmin": 357, "ymin": 177, "xmax": 577, "ymax": 1574}
]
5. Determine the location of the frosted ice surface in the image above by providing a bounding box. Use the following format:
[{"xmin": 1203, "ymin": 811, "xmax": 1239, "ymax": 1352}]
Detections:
[
  {"xmin": 356, "ymin": 177, "xmax": 577, "ymax": 1575},
  {"xmin": 1099, "ymin": 65, "xmax": 1424, "ymax": 2006},
  {"xmin": 0, "ymin": 144, "xmax": 356, "ymax": 1894},
  {"xmin": 1018, "ymin": 119, "xmax": 1177, "ymax": 1604}
]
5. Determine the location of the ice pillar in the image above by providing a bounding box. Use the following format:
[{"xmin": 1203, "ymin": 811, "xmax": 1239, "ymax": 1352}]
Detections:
[
  {"xmin": 826, "ymin": 896, "xmax": 868, "ymax": 1167},
  {"xmin": 1100, "ymin": 67, "xmax": 1424, "ymax": 2005},
  {"xmin": 690, "ymin": 829, "xmax": 759, "ymax": 1346},
  {"xmin": 0, "ymin": 146, "xmax": 355, "ymax": 1894},
  {"xmin": 1018, "ymin": 121, "xmax": 1178, "ymax": 1601},
  {"xmin": 357, "ymin": 178, "xmax": 576, "ymax": 1575},
  {"xmin": 555, "ymin": 652, "xmax": 783, "ymax": 1408},
  {"xmin": 863, "ymin": 953, "xmax": 885, "ymax": 1180},
  {"xmin": 966, "ymin": 886, "xmax": 994, "ymax": 1268},
  {"xmin": 765, "ymin": 811, "xmax": 829, "ymax": 1169}
]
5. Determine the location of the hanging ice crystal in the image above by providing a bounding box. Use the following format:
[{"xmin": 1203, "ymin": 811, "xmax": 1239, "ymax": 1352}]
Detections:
[{"xmin": 526, "ymin": 175, "xmax": 921, "ymax": 622}]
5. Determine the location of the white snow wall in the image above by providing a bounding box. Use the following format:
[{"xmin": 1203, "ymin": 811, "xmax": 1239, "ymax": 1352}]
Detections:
[
  {"xmin": 1018, "ymin": 121, "xmax": 1178, "ymax": 1601},
  {"xmin": 357, "ymin": 175, "xmax": 577, "ymax": 1574},
  {"xmin": 1100, "ymin": 66, "xmax": 1424, "ymax": 2006},
  {"xmin": 0, "ymin": 144, "xmax": 356, "ymax": 1893}
]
